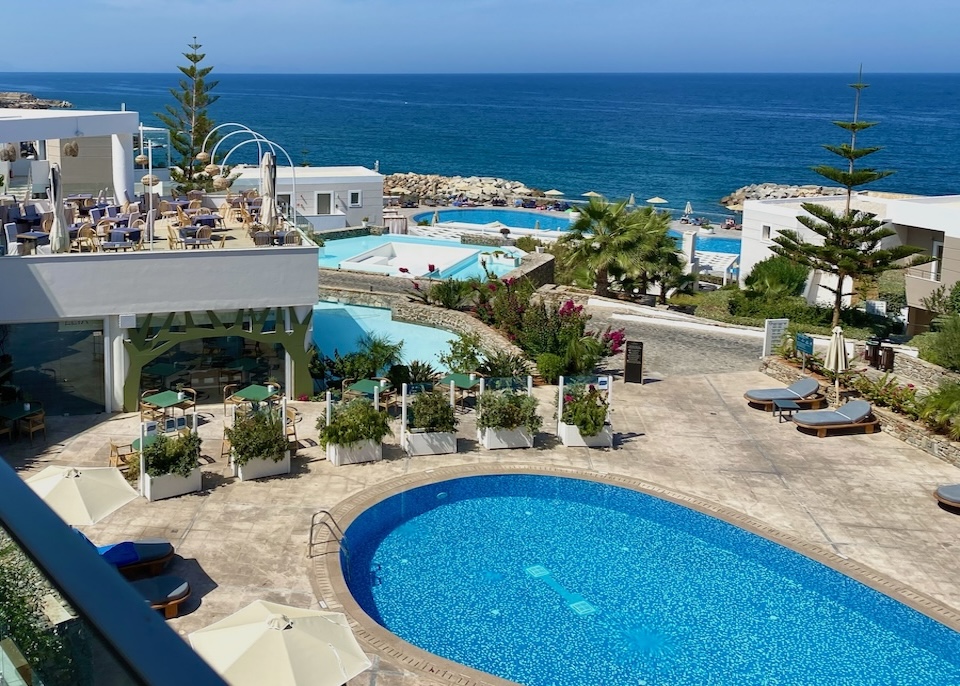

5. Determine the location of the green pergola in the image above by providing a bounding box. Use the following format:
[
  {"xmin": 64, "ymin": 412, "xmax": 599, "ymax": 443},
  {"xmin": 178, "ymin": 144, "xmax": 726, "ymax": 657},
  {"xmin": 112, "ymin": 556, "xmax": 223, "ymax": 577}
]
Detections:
[{"xmin": 122, "ymin": 307, "xmax": 312, "ymax": 411}]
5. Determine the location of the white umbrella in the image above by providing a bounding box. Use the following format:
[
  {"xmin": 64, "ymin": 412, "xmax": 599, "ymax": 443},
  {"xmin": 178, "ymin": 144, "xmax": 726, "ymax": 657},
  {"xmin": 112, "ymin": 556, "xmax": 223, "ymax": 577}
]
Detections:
[
  {"xmin": 189, "ymin": 600, "xmax": 371, "ymax": 686},
  {"xmin": 627, "ymin": 193, "xmax": 636, "ymax": 206},
  {"xmin": 646, "ymin": 196, "xmax": 668, "ymax": 205},
  {"xmin": 48, "ymin": 163, "xmax": 70, "ymax": 253},
  {"xmin": 581, "ymin": 191, "xmax": 603, "ymax": 198},
  {"xmin": 684, "ymin": 201, "xmax": 694, "ymax": 215},
  {"xmin": 543, "ymin": 189, "xmax": 565, "ymax": 197},
  {"xmin": 259, "ymin": 152, "xmax": 278, "ymax": 231},
  {"xmin": 824, "ymin": 326, "xmax": 849, "ymax": 407},
  {"xmin": 431, "ymin": 210, "xmax": 439, "ymax": 225},
  {"xmin": 27, "ymin": 466, "xmax": 138, "ymax": 525}
]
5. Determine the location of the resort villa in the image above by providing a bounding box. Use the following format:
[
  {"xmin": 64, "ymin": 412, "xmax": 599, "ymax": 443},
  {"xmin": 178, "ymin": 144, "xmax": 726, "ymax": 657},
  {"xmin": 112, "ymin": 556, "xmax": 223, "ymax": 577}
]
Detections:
[{"xmin": 740, "ymin": 192, "xmax": 960, "ymax": 333}]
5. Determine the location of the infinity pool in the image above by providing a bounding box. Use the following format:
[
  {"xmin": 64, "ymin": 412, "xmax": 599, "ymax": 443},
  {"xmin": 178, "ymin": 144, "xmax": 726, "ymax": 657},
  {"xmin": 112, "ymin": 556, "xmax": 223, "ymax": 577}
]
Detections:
[
  {"xmin": 413, "ymin": 208, "xmax": 741, "ymax": 254},
  {"xmin": 344, "ymin": 474, "xmax": 960, "ymax": 685}
]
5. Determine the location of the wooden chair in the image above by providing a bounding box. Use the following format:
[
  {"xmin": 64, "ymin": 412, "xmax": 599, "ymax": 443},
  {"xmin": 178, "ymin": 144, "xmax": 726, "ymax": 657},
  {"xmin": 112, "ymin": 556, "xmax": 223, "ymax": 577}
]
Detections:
[
  {"xmin": 158, "ymin": 200, "xmax": 178, "ymax": 223},
  {"xmin": 70, "ymin": 225, "xmax": 98, "ymax": 252},
  {"xmin": 285, "ymin": 406, "xmax": 301, "ymax": 451},
  {"xmin": 220, "ymin": 432, "xmax": 232, "ymax": 462},
  {"xmin": 130, "ymin": 219, "xmax": 147, "ymax": 251},
  {"xmin": 223, "ymin": 384, "xmax": 242, "ymax": 418},
  {"xmin": 95, "ymin": 219, "xmax": 114, "ymax": 241},
  {"xmin": 217, "ymin": 202, "xmax": 231, "ymax": 228},
  {"xmin": 167, "ymin": 225, "xmax": 184, "ymax": 250},
  {"xmin": 140, "ymin": 390, "xmax": 164, "ymax": 422},
  {"xmin": 41, "ymin": 217, "xmax": 53, "ymax": 233},
  {"xmin": 109, "ymin": 440, "xmax": 137, "ymax": 473},
  {"xmin": 175, "ymin": 205, "xmax": 190, "ymax": 228},
  {"xmin": 187, "ymin": 199, "xmax": 203, "ymax": 211},
  {"xmin": 283, "ymin": 231, "xmax": 301, "ymax": 246},
  {"xmin": 184, "ymin": 226, "xmax": 213, "ymax": 249},
  {"xmin": 187, "ymin": 190, "xmax": 204, "ymax": 202},
  {"xmin": 18, "ymin": 411, "xmax": 46, "ymax": 445}
]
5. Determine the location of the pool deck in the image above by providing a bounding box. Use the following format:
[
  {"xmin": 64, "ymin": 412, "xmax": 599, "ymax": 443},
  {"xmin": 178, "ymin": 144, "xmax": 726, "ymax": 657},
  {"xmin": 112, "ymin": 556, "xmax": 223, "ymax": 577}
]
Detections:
[{"xmin": 7, "ymin": 369, "xmax": 960, "ymax": 685}]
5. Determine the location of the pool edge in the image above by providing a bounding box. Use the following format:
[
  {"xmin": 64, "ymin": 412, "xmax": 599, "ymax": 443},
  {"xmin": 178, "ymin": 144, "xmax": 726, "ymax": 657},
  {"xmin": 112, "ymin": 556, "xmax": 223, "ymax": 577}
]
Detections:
[{"xmin": 308, "ymin": 464, "xmax": 960, "ymax": 686}]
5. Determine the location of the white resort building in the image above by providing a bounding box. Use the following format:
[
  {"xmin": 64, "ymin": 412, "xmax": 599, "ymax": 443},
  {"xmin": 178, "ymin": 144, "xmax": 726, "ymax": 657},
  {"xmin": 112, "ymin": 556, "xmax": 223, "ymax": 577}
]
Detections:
[{"xmin": 740, "ymin": 192, "xmax": 960, "ymax": 334}]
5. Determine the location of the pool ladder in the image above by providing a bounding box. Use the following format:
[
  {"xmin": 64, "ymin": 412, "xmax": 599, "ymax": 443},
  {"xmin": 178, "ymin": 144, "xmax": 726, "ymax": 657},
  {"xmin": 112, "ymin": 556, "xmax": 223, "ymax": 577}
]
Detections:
[{"xmin": 308, "ymin": 509, "xmax": 348, "ymax": 563}]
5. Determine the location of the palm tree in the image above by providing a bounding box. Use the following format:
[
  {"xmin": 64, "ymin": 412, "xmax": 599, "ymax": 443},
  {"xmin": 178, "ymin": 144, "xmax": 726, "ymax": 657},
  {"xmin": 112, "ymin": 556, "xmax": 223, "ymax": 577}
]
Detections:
[{"xmin": 560, "ymin": 200, "xmax": 669, "ymax": 297}]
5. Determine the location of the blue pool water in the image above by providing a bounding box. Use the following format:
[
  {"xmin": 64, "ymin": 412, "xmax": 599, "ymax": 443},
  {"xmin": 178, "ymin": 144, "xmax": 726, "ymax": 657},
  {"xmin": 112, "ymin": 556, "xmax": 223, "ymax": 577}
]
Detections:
[
  {"xmin": 344, "ymin": 475, "xmax": 960, "ymax": 686},
  {"xmin": 313, "ymin": 302, "xmax": 456, "ymax": 371},
  {"xmin": 413, "ymin": 208, "xmax": 741, "ymax": 255},
  {"xmin": 319, "ymin": 234, "xmax": 521, "ymax": 280}
]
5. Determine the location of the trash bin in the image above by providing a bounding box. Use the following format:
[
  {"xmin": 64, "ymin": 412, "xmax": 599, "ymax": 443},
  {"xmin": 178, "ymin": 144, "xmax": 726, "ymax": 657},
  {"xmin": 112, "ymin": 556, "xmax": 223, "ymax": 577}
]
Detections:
[
  {"xmin": 864, "ymin": 339, "xmax": 881, "ymax": 368},
  {"xmin": 879, "ymin": 345, "xmax": 895, "ymax": 372}
]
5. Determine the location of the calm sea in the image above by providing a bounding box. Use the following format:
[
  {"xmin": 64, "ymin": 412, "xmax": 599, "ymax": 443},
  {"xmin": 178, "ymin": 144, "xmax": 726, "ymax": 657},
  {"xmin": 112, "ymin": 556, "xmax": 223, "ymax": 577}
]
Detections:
[{"xmin": 2, "ymin": 73, "xmax": 958, "ymax": 217}]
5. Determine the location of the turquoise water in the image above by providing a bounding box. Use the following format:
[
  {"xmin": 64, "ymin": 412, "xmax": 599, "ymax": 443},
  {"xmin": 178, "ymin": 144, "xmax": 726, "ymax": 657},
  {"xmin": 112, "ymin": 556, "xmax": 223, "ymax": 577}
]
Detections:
[
  {"xmin": 319, "ymin": 234, "xmax": 521, "ymax": 279},
  {"xmin": 415, "ymin": 208, "xmax": 741, "ymax": 255},
  {"xmin": 312, "ymin": 302, "xmax": 455, "ymax": 370},
  {"xmin": 345, "ymin": 475, "xmax": 960, "ymax": 686}
]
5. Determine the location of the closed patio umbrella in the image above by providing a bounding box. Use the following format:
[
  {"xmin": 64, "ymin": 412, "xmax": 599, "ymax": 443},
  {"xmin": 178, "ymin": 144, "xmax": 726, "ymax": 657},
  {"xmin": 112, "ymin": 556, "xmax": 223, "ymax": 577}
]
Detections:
[
  {"xmin": 48, "ymin": 163, "xmax": 70, "ymax": 253},
  {"xmin": 259, "ymin": 152, "xmax": 278, "ymax": 231},
  {"xmin": 27, "ymin": 466, "xmax": 138, "ymax": 525},
  {"xmin": 824, "ymin": 326, "xmax": 849, "ymax": 407},
  {"xmin": 627, "ymin": 193, "xmax": 636, "ymax": 207},
  {"xmin": 189, "ymin": 600, "xmax": 371, "ymax": 686},
  {"xmin": 684, "ymin": 201, "xmax": 694, "ymax": 215},
  {"xmin": 432, "ymin": 210, "xmax": 440, "ymax": 225}
]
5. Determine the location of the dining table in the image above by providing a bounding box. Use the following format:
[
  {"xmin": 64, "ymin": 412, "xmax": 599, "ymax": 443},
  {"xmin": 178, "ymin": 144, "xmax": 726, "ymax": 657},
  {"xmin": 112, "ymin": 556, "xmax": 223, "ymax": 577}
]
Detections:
[
  {"xmin": 15, "ymin": 231, "xmax": 50, "ymax": 254},
  {"xmin": 347, "ymin": 379, "xmax": 391, "ymax": 396},
  {"xmin": 141, "ymin": 390, "xmax": 195, "ymax": 420},
  {"xmin": 228, "ymin": 384, "xmax": 281, "ymax": 404},
  {"xmin": 0, "ymin": 402, "xmax": 43, "ymax": 438}
]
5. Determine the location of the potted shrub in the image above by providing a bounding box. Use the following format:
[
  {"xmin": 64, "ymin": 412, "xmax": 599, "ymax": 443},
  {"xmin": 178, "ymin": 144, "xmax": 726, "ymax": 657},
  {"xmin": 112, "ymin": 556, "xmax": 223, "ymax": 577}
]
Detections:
[
  {"xmin": 405, "ymin": 390, "xmax": 458, "ymax": 456},
  {"xmin": 142, "ymin": 431, "xmax": 202, "ymax": 501},
  {"xmin": 476, "ymin": 391, "xmax": 541, "ymax": 449},
  {"xmin": 317, "ymin": 398, "xmax": 392, "ymax": 466},
  {"xmin": 559, "ymin": 385, "xmax": 613, "ymax": 448},
  {"xmin": 226, "ymin": 409, "xmax": 290, "ymax": 481}
]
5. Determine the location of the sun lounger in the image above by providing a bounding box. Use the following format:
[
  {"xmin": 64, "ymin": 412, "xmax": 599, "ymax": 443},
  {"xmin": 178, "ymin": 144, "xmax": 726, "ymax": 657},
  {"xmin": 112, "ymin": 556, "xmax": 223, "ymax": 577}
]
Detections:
[
  {"xmin": 74, "ymin": 530, "xmax": 175, "ymax": 579},
  {"xmin": 743, "ymin": 377, "xmax": 824, "ymax": 411},
  {"xmin": 130, "ymin": 574, "xmax": 191, "ymax": 618},
  {"xmin": 791, "ymin": 400, "xmax": 879, "ymax": 438},
  {"xmin": 934, "ymin": 484, "xmax": 960, "ymax": 511}
]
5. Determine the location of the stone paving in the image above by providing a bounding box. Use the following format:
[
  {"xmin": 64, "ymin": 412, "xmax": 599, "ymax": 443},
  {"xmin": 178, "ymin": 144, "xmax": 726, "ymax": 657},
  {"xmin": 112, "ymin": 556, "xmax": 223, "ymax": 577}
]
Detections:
[{"xmin": 7, "ymin": 370, "xmax": 960, "ymax": 685}]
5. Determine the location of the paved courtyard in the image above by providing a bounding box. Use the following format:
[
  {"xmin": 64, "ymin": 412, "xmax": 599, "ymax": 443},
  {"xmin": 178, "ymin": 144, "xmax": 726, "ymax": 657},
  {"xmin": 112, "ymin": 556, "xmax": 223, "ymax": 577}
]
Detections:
[{"xmin": 7, "ymin": 369, "xmax": 960, "ymax": 685}]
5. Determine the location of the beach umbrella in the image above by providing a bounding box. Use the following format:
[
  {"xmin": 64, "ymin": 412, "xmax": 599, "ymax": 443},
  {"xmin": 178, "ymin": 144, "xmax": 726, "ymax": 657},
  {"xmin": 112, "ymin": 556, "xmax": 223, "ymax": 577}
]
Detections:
[
  {"xmin": 431, "ymin": 210, "xmax": 439, "ymax": 225},
  {"xmin": 684, "ymin": 201, "xmax": 694, "ymax": 215},
  {"xmin": 534, "ymin": 219, "xmax": 540, "ymax": 235},
  {"xmin": 27, "ymin": 466, "xmax": 138, "ymax": 526},
  {"xmin": 824, "ymin": 326, "xmax": 849, "ymax": 407},
  {"xmin": 646, "ymin": 196, "xmax": 668, "ymax": 206},
  {"xmin": 259, "ymin": 152, "xmax": 278, "ymax": 231},
  {"xmin": 544, "ymin": 189, "xmax": 565, "ymax": 197},
  {"xmin": 581, "ymin": 191, "xmax": 603, "ymax": 199},
  {"xmin": 627, "ymin": 193, "xmax": 636, "ymax": 207},
  {"xmin": 189, "ymin": 600, "xmax": 371, "ymax": 686},
  {"xmin": 48, "ymin": 163, "xmax": 70, "ymax": 253}
]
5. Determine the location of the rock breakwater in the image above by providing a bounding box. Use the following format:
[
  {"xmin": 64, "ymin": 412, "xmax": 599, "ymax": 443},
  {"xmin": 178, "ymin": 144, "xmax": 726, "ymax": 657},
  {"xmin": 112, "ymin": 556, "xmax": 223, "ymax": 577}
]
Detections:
[
  {"xmin": 721, "ymin": 182, "xmax": 844, "ymax": 208},
  {"xmin": 0, "ymin": 92, "xmax": 72, "ymax": 109},
  {"xmin": 385, "ymin": 172, "xmax": 538, "ymax": 203}
]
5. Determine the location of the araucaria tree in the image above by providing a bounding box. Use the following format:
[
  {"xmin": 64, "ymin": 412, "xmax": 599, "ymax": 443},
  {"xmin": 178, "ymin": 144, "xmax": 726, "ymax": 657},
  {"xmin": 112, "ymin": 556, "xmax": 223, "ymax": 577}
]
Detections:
[
  {"xmin": 770, "ymin": 68, "xmax": 929, "ymax": 327},
  {"xmin": 156, "ymin": 38, "xmax": 222, "ymax": 193}
]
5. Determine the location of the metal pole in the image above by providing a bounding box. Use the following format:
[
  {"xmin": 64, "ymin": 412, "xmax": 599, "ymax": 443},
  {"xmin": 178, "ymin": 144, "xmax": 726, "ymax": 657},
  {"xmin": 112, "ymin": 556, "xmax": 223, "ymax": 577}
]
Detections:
[
  {"xmin": 325, "ymin": 391, "xmax": 332, "ymax": 462},
  {"xmin": 558, "ymin": 376, "xmax": 564, "ymax": 435},
  {"xmin": 401, "ymin": 383, "xmax": 408, "ymax": 448}
]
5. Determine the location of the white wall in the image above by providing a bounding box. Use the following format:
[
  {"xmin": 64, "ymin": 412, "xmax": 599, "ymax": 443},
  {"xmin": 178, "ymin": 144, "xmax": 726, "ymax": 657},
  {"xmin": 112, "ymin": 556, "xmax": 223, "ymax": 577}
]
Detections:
[{"xmin": 0, "ymin": 247, "xmax": 319, "ymax": 324}]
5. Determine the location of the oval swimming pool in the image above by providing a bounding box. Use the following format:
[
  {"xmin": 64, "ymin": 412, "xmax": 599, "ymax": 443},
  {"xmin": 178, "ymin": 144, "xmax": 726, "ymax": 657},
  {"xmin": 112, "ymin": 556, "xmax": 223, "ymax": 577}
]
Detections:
[
  {"xmin": 342, "ymin": 474, "xmax": 960, "ymax": 685},
  {"xmin": 413, "ymin": 208, "xmax": 741, "ymax": 254}
]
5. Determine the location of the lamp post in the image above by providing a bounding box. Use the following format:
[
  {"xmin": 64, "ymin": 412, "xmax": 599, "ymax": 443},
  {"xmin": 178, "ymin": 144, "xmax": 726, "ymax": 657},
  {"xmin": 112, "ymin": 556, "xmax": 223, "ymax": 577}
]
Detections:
[
  {"xmin": 217, "ymin": 137, "xmax": 297, "ymax": 226},
  {"xmin": 135, "ymin": 123, "xmax": 157, "ymax": 250}
]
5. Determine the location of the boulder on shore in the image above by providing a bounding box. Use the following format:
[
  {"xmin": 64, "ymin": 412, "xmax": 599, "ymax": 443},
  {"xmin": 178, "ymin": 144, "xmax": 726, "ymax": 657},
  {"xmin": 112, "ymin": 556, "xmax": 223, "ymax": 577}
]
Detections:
[
  {"xmin": 384, "ymin": 172, "xmax": 544, "ymax": 204},
  {"xmin": 0, "ymin": 92, "xmax": 73, "ymax": 109},
  {"xmin": 720, "ymin": 182, "xmax": 844, "ymax": 208}
]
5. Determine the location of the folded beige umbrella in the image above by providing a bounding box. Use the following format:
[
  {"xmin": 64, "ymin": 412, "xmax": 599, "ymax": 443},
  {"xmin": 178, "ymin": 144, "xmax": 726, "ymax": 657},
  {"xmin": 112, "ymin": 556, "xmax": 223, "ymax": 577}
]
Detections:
[
  {"xmin": 189, "ymin": 600, "xmax": 372, "ymax": 686},
  {"xmin": 27, "ymin": 466, "xmax": 138, "ymax": 525},
  {"xmin": 581, "ymin": 190, "xmax": 603, "ymax": 198}
]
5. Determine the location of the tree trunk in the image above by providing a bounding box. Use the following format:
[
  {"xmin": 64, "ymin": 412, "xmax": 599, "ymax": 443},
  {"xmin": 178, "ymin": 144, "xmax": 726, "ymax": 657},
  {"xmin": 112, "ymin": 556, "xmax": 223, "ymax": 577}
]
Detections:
[
  {"xmin": 595, "ymin": 267, "xmax": 609, "ymax": 297},
  {"xmin": 832, "ymin": 278, "xmax": 844, "ymax": 328},
  {"xmin": 659, "ymin": 283, "xmax": 668, "ymax": 305}
]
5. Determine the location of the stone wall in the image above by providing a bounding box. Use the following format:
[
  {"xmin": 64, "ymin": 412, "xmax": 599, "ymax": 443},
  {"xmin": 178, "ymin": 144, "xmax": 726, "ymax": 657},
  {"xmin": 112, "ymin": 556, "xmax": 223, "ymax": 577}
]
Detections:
[
  {"xmin": 505, "ymin": 252, "xmax": 555, "ymax": 288},
  {"xmin": 760, "ymin": 357, "xmax": 960, "ymax": 468},
  {"xmin": 720, "ymin": 182, "xmax": 844, "ymax": 208},
  {"xmin": 851, "ymin": 342, "xmax": 960, "ymax": 390}
]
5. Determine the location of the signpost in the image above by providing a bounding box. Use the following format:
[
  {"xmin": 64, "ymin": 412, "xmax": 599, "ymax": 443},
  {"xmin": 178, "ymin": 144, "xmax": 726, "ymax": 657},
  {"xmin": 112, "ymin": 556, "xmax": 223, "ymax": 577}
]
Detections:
[
  {"xmin": 624, "ymin": 341, "xmax": 644, "ymax": 384},
  {"xmin": 795, "ymin": 333, "xmax": 814, "ymax": 373},
  {"xmin": 762, "ymin": 318, "xmax": 789, "ymax": 358}
]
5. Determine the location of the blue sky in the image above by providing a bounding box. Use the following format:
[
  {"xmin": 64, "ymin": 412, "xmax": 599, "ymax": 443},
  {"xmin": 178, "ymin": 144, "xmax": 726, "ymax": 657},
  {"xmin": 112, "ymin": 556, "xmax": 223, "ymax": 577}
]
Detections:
[{"xmin": 5, "ymin": 0, "xmax": 958, "ymax": 73}]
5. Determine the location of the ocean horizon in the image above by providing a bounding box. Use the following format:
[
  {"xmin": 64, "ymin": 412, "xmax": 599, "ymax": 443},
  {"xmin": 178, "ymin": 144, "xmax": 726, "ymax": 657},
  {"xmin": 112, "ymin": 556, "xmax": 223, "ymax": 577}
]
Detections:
[{"xmin": 2, "ymin": 72, "xmax": 958, "ymax": 217}]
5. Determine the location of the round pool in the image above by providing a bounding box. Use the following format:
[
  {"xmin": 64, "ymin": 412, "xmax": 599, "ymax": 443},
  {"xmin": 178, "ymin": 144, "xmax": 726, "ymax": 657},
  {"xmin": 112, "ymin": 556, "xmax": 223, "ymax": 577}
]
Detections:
[
  {"xmin": 341, "ymin": 473, "xmax": 960, "ymax": 685},
  {"xmin": 413, "ymin": 208, "xmax": 741, "ymax": 254}
]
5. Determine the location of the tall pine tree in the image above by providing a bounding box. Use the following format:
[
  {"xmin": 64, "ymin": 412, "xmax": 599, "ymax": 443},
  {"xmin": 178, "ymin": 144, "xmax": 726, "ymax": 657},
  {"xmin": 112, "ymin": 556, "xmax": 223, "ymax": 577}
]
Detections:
[
  {"xmin": 770, "ymin": 68, "xmax": 929, "ymax": 326},
  {"xmin": 156, "ymin": 38, "xmax": 222, "ymax": 193}
]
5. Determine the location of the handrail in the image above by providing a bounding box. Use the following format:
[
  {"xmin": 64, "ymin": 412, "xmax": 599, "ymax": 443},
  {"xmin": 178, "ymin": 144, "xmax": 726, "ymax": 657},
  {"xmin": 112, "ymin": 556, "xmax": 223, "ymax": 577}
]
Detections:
[{"xmin": 308, "ymin": 509, "xmax": 346, "ymax": 558}]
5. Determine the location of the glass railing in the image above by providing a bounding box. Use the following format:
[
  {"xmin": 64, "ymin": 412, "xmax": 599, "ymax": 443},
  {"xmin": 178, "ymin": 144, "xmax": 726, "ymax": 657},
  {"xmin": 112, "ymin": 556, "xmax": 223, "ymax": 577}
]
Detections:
[{"xmin": 0, "ymin": 459, "xmax": 226, "ymax": 686}]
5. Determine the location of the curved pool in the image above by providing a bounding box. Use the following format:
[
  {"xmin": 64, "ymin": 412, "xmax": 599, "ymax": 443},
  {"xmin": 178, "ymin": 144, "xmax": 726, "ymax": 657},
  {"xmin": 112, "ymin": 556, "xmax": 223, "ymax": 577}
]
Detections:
[
  {"xmin": 413, "ymin": 208, "xmax": 741, "ymax": 255},
  {"xmin": 343, "ymin": 474, "xmax": 960, "ymax": 685}
]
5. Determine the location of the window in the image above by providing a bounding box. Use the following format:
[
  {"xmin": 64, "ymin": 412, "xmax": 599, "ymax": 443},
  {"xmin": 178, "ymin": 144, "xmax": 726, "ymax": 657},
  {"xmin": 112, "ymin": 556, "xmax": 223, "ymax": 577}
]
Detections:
[
  {"xmin": 277, "ymin": 193, "xmax": 290, "ymax": 214},
  {"xmin": 761, "ymin": 225, "xmax": 771, "ymax": 241},
  {"xmin": 932, "ymin": 241, "xmax": 944, "ymax": 281},
  {"xmin": 348, "ymin": 190, "xmax": 362, "ymax": 208},
  {"xmin": 315, "ymin": 192, "xmax": 332, "ymax": 215}
]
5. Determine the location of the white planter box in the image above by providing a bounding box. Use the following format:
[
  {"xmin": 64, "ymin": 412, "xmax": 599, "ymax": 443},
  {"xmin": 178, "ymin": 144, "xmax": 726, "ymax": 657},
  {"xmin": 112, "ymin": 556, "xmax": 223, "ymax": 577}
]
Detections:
[
  {"xmin": 233, "ymin": 451, "xmax": 291, "ymax": 481},
  {"xmin": 559, "ymin": 422, "xmax": 613, "ymax": 448},
  {"xmin": 328, "ymin": 439, "xmax": 382, "ymax": 466},
  {"xmin": 404, "ymin": 430, "xmax": 457, "ymax": 456},
  {"xmin": 477, "ymin": 427, "xmax": 534, "ymax": 450},
  {"xmin": 143, "ymin": 467, "xmax": 202, "ymax": 502}
]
